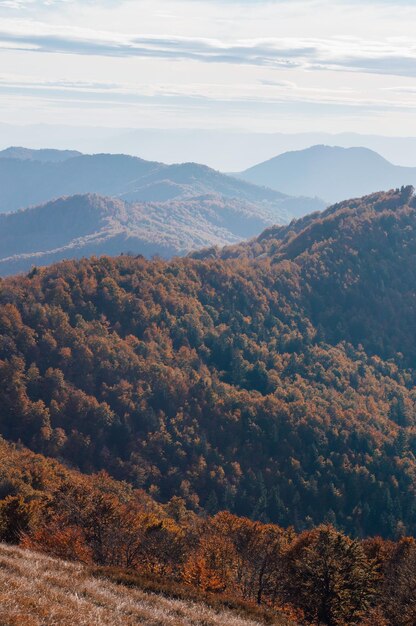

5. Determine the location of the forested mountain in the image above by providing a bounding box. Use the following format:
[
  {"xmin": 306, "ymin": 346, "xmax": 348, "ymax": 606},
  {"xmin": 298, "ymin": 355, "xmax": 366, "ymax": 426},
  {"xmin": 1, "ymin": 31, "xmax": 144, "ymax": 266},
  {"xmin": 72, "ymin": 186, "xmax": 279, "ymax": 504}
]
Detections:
[
  {"xmin": 194, "ymin": 185, "xmax": 416, "ymax": 362},
  {"xmin": 0, "ymin": 150, "xmax": 323, "ymax": 215},
  {"xmin": 239, "ymin": 145, "xmax": 416, "ymax": 203},
  {"xmin": 0, "ymin": 192, "xmax": 316, "ymax": 277},
  {"xmin": 0, "ymin": 146, "xmax": 82, "ymax": 163},
  {"xmin": 1, "ymin": 187, "xmax": 416, "ymax": 540}
]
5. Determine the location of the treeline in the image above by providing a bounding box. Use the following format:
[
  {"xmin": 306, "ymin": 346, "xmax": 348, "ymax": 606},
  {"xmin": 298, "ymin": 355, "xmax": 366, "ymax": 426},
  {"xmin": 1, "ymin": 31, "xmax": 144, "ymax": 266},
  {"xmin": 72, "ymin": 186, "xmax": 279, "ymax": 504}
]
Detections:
[
  {"xmin": 0, "ymin": 438, "xmax": 414, "ymax": 626},
  {"xmin": 0, "ymin": 188, "xmax": 416, "ymax": 537}
]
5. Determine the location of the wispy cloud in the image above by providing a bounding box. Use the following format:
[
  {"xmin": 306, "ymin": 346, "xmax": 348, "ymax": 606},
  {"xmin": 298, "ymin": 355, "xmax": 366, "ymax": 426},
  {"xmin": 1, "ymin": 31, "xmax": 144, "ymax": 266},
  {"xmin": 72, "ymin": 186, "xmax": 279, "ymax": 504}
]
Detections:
[
  {"xmin": 1, "ymin": 1, "xmax": 416, "ymax": 133},
  {"xmin": 0, "ymin": 20, "xmax": 415, "ymax": 78},
  {"xmin": 1, "ymin": 72, "xmax": 414, "ymax": 114},
  {"xmin": 0, "ymin": 0, "xmax": 66, "ymax": 7}
]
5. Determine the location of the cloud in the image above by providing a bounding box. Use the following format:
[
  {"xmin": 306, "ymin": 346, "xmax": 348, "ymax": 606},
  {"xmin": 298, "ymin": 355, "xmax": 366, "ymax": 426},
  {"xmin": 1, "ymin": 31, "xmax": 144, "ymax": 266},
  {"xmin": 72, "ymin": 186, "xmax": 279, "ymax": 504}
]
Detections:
[
  {"xmin": 0, "ymin": 0, "xmax": 67, "ymax": 7},
  {"xmin": 0, "ymin": 26, "xmax": 316, "ymax": 67},
  {"xmin": 0, "ymin": 72, "xmax": 414, "ymax": 115},
  {"xmin": 383, "ymin": 85, "xmax": 416, "ymax": 94},
  {"xmin": 0, "ymin": 19, "xmax": 415, "ymax": 78}
]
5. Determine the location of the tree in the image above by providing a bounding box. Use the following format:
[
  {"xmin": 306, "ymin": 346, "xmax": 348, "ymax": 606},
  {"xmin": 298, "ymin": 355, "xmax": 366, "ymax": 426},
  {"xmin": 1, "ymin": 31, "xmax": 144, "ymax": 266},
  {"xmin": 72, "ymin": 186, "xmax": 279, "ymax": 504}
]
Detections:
[
  {"xmin": 0, "ymin": 496, "xmax": 34, "ymax": 544},
  {"xmin": 382, "ymin": 538, "xmax": 416, "ymax": 626},
  {"xmin": 283, "ymin": 526, "xmax": 378, "ymax": 626}
]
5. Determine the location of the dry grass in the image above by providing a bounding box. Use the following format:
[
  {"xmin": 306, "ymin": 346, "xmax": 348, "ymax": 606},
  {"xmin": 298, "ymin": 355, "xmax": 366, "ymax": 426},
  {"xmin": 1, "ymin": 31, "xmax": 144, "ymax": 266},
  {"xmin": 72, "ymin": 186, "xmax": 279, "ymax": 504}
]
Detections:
[
  {"xmin": 91, "ymin": 567, "xmax": 291, "ymax": 625},
  {"xmin": 0, "ymin": 544, "xmax": 282, "ymax": 626}
]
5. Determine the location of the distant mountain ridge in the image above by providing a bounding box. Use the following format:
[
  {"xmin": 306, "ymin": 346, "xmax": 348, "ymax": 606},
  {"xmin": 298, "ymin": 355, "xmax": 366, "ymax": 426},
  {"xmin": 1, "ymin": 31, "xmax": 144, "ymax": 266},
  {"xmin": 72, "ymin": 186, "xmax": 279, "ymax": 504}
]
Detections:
[
  {"xmin": 0, "ymin": 147, "xmax": 325, "ymax": 275},
  {"xmin": 239, "ymin": 145, "xmax": 416, "ymax": 203},
  {"xmin": 0, "ymin": 146, "xmax": 82, "ymax": 163},
  {"xmin": 0, "ymin": 192, "xmax": 320, "ymax": 276},
  {"xmin": 0, "ymin": 149, "xmax": 324, "ymax": 215}
]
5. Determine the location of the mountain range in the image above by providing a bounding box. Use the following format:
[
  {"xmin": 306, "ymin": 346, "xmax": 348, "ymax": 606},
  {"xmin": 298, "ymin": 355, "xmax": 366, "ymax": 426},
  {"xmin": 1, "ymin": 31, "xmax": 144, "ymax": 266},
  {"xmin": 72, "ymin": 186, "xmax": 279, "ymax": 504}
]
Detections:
[
  {"xmin": 3, "ymin": 145, "xmax": 414, "ymax": 212},
  {"xmin": 0, "ymin": 148, "xmax": 321, "ymax": 214},
  {"xmin": 0, "ymin": 146, "xmax": 82, "ymax": 163},
  {"xmin": 1, "ymin": 184, "xmax": 416, "ymax": 626},
  {"xmin": 0, "ymin": 147, "xmax": 324, "ymax": 276},
  {"xmin": 4, "ymin": 124, "xmax": 416, "ymax": 169},
  {"xmin": 1, "ymin": 185, "xmax": 416, "ymax": 538},
  {"xmin": 239, "ymin": 145, "xmax": 416, "ymax": 203},
  {"xmin": 4, "ymin": 144, "xmax": 416, "ymax": 278},
  {"xmin": 0, "ymin": 192, "xmax": 315, "ymax": 276}
]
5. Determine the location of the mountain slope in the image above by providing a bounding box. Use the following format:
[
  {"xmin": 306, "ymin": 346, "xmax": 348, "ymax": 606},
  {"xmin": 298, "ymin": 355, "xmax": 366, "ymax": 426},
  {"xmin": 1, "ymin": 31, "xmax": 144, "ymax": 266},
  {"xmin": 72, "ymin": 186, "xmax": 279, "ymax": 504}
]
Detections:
[
  {"xmin": 0, "ymin": 146, "xmax": 82, "ymax": 163},
  {"xmin": 1, "ymin": 188, "xmax": 416, "ymax": 536},
  {"xmin": 0, "ymin": 151, "xmax": 324, "ymax": 215},
  {"xmin": 0, "ymin": 192, "xmax": 317, "ymax": 276},
  {"xmin": 0, "ymin": 436, "xmax": 408, "ymax": 626},
  {"xmin": 203, "ymin": 185, "xmax": 416, "ymax": 363},
  {"xmin": 0, "ymin": 545, "xmax": 278, "ymax": 626},
  {"xmin": 239, "ymin": 145, "xmax": 416, "ymax": 203}
]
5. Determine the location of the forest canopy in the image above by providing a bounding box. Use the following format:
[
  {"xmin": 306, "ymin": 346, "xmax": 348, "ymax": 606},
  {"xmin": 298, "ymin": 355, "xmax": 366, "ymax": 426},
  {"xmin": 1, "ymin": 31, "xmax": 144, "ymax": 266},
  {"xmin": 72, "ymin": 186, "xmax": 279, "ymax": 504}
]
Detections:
[{"xmin": 0, "ymin": 187, "xmax": 416, "ymax": 538}]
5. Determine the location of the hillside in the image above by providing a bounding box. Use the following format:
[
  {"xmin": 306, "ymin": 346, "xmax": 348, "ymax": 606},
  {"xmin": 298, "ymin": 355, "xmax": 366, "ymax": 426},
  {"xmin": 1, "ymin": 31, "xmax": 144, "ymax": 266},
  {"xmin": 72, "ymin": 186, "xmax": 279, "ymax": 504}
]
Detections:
[
  {"xmin": 1, "ymin": 436, "xmax": 413, "ymax": 626},
  {"xmin": 0, "ymin": 192, "xmax": 313, "ymax": 277},
  {"xmin": 0, "ymin": 545, "xmax": 280, "ymax": 626},
  {"xmin": 1, "ymin": 188, "xmax": 416, "ymax": 538},
  {"xmin": 196, "ymin": 185, "xmax": 416, "ymax": 363},
  {"xmin": 0, "ymin": 146, "xmax": 82, "ymax": 163},
  {"xmin": 239, "ymin": 145, "xmax": 416, "ymax": 203},
  {"xmin": 0, "ymin": 150, "xmax": 324, "ymax": 215}
]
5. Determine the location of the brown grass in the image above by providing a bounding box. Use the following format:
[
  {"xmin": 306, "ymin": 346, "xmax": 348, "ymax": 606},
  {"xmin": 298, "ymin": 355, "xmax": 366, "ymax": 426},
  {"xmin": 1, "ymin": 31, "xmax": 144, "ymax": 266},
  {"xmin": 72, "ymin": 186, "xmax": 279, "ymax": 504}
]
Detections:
[
  {"xmin": 91, "ymin": 566, "xmax": 292, "ymax": 625},
  {"xmin": 0, "ymin": 544, "xmax": 294, "ymax": 626}
]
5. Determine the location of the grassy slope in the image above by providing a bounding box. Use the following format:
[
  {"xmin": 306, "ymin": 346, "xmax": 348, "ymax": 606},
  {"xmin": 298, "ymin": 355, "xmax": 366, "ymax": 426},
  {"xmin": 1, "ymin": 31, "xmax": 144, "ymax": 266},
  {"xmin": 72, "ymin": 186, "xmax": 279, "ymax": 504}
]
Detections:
[{"xmin": 0, "ymin": 544, "xmax": 294, "ymax": 626}]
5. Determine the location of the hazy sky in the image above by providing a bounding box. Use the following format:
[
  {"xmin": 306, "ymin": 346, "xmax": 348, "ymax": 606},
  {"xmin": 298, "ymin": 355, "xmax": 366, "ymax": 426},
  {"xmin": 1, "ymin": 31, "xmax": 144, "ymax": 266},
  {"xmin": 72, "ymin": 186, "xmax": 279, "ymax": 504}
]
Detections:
[{"xmin": 1, "ymin": 0, "xmax": 416, "ymax": 134}]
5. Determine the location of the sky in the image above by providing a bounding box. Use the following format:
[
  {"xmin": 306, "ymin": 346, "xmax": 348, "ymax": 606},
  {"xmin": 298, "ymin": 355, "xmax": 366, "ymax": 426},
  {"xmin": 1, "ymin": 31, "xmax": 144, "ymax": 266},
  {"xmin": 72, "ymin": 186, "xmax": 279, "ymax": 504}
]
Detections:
[{"xmin": 1, "ymin": 0, "xmax": 416, "ymax": 137}]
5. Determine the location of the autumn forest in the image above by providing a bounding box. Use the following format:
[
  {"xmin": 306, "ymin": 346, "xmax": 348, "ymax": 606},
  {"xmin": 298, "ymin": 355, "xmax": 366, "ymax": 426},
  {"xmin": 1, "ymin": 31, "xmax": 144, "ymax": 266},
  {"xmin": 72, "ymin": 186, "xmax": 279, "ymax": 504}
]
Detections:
[{"xmin": 0, "ymin": 186, "xmax": 415, "ymax": 624}]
